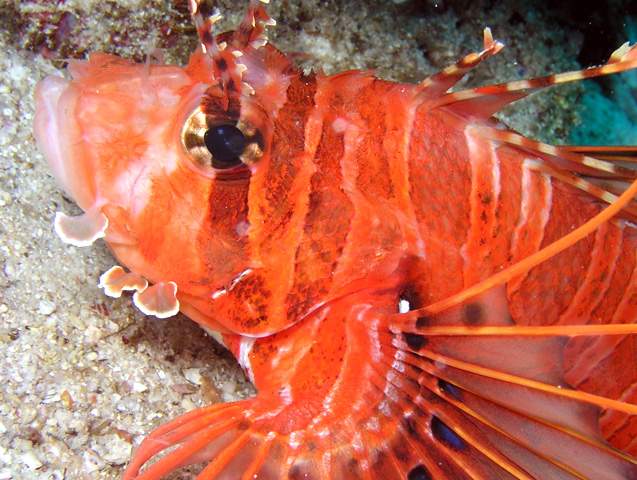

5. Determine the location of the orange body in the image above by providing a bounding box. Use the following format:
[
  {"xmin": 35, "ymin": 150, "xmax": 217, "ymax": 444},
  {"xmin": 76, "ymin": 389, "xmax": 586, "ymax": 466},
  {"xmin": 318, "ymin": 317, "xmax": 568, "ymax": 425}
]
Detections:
[{"xmin": 33, "ymin": 1, "xmax": 637, "ymax": 479}]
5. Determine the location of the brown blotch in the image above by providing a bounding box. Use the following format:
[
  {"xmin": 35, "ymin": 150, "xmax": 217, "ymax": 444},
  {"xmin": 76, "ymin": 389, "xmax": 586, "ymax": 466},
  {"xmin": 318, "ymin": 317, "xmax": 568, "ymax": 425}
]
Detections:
[
  {"xmin": 289, "ymin": 462, "xmax": 319, "ymax": 480},
  {"xmin": 207, "ymin": 177, "xmax": 250, "ymax": 229},
  {"xmin": 415, "ymin": 316, "xmax": 432, "ymax": 329},
  {"xmin": 228, "ymin": 272, "xmax": 271, "ymax": 329},
  {"xmin": 202, "ymin": 30, "xmax": 215, "ymax": 48},
  {"xmin": 390, "ymin": 437, "xmax": 411, "ymax": 463},
  {"xmin": 225, "ymin": 78, "xmax": 237, "ymax": 94},
  {"xmin": 402, "ymin": 414, "xmax": 424, "ymax": 442},
  {"xmin": 462, "ymin": 302, "xmax": 483, "ymax": 325},
  {"xmin": 237, "ymin": 420, "xmax": 250, "ymax": 431},
  {"xmin": 213, "ymin": 168, "xmax": 251, "ymax": 181},
  {"xmin": 201, "ymin": 92, "xmax": 240, "ymax": 119},
  {"xmin": 183, "ymin": 131, "xmax": 200, "ymax": 150},
  {"xmin": 408, "ymin": 464, "xmax": 433, "ymax": 480},
  {"xmin": 403, "ymin": 332, "xmax": 428, "ymax": 351},
  {"xmin": 284, "ymin": 73, "xmax": 317, "ymax": 109}
]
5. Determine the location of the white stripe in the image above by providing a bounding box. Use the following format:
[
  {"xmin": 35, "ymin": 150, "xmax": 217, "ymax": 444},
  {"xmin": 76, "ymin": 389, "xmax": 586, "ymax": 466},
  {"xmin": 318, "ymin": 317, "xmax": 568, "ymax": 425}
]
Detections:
[
  {"xmin": 511, "ymin": 159, "xmax": 553, "ymax": 255},
  {"xmin": 238, "ymin": 336, "xmax": 256, "ymax": 383}
]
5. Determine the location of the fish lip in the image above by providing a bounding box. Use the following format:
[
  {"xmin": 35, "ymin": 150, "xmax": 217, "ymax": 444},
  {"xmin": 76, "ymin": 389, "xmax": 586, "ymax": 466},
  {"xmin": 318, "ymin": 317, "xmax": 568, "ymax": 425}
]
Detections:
[
  {"xmin": 34, "ymin": 75, "xmax": 70, "ymax": 193},
  {"xmin": 34, "ymin": 74, "xmax": 97, "ymax": 211}
]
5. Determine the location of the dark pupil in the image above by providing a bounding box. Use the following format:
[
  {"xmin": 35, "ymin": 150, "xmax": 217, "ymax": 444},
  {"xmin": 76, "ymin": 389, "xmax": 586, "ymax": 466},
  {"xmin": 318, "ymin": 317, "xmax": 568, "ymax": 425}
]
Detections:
[{"xmin": 204, "ymin": 124, "xmax": 246, "ymax": 168}]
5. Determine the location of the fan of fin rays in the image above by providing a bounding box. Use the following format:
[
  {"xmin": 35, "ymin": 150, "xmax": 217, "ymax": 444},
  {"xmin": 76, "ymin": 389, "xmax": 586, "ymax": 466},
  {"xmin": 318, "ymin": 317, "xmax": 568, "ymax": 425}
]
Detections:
[
  {"xmin": 418, "ymin": 30, "xmax": 637, "ymax": 221},
  {"xmin": 373, "ymin": 324, "xmax": 637, "ymax": 479},
  {"xmin": 373, "ymin": 173, "xmax": 637, "ymax": 479}
]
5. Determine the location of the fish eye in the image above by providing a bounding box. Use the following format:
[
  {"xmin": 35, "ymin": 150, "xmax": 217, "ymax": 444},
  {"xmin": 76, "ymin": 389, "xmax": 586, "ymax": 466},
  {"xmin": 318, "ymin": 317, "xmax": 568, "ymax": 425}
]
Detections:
[
  {"xmin": 181, "ymin": 99, "xmax": 267, "ymax": 178},
  {"xmin": 204, "ymin": 124, "xmax": 246, "ymax": 169}
]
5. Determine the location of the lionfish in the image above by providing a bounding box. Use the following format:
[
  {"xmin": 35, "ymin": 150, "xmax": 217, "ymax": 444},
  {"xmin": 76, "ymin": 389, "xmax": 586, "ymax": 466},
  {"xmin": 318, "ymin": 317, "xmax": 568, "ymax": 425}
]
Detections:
[{"xmin": 33, "ymin": 0, "xmax": 637, "ymax": 478}]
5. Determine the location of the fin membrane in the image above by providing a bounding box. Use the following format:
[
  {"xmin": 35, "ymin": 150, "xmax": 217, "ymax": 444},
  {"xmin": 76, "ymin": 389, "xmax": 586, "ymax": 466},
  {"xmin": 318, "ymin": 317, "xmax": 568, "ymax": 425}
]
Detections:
[{"xmin": 121, "ymin": 286, "xmax": 637, "ymax": 480}]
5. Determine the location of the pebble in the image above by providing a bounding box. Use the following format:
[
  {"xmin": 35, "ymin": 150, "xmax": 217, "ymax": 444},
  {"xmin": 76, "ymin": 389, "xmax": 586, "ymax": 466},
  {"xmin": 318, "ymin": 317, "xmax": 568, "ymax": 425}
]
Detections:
[
  {"xmin": 94, "ymin": 434, "xmax": 132, "ymax": 464},
  {"xmin": 83, "ymin": 325, "xmax": 105, "ymax": 345},
  {"xmin": 183, "ymin": 367, "xmax": 202, "ymax": 385},
  {"xmin": 37, "ymin": 300, "xmax": 56, "ymax": 316},
  {"xmin": 132, "ymin": 382, "xmax": 147, "ymax": 393},
  {"xmin": 0, "ymin": 190, "xmax": 11, "ymax": 207},
  {"xmin": 20, "ymin": 451, "xmax": 42, "ymax": 470}
]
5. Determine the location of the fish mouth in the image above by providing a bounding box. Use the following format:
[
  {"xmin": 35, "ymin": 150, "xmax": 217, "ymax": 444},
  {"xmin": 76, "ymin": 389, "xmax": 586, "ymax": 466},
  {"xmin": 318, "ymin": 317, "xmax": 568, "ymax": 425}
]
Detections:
[{"xmin": 34, "ymin": 75, "xmax": 97, "ymax": 212}]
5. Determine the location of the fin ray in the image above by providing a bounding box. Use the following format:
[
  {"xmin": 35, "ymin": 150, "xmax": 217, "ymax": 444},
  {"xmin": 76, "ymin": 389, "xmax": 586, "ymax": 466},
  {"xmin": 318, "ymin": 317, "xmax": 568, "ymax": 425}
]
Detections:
[{"xmin": 432, "ymin": 42, "xmax": 637, "ymax": 119}]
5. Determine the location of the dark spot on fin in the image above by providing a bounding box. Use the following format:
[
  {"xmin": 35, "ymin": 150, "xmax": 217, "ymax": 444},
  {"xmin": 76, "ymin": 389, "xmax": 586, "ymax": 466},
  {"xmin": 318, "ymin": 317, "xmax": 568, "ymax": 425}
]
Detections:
[
  {"xmin": 237, "ymin": 419, "xmax": 250, "ymax": 431},
  {"xmin": 403, "ymin": 332, "xmax": 428, "ymax": 351},
  {"xmin": 408, "ymin": 464, "xmax": 432, "ymax": 480},
  {"xmin": 289, "ymin": 462, "xmax": 319, "ymax": 480},
  {"xmin": 437, "ymin": 379, "xmax": 461, "ymax": 400},
  {"xmin": 402, "ymin": 414, "xmax": 422, "ymax": 440},
  {"xmin": 462, "ymin": 302, "xmax": 483, "ymax": 325},
  {"xmin": 462, "ymin": 284, "xmax": 515, "ymax": 326},
  {"xmin": 371, "ymin": 448, "xmax": 388, "ymax": 469},
  {"xmin": 415, "ymin": 316, "xmax": 432, "ymax": 329},
  {"xmin": 202, "ymin": 30, "xmax": 214, "ymax": 48},
  {"xmin": 391, "ymin": 438, "xmax": 410, "ymax": 463},
  {"xmin": 431, "ymin": 416, "xmax": 466, "ymax": 450}
]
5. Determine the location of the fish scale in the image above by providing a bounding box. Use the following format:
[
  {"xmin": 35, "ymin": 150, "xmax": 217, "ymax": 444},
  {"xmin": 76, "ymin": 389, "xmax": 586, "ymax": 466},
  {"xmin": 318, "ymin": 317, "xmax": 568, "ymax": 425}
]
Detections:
[{"xmin": 32, "ymin": 0, "xmax": 637, "ymax": 478}]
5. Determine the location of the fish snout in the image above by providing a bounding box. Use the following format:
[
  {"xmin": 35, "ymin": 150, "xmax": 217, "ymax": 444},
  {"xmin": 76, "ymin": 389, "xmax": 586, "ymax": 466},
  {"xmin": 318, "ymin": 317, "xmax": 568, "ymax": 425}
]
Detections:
[{"xmin": 34, "ymin": 75, "xmax": 97, "ymax": 212}]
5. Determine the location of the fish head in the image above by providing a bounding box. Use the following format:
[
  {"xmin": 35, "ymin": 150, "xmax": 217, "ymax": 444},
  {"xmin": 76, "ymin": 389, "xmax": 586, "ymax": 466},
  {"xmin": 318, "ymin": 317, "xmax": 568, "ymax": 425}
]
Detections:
[{"xmin": 33, "ymin": 1, "xmax": 315, "ymax": 334}]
